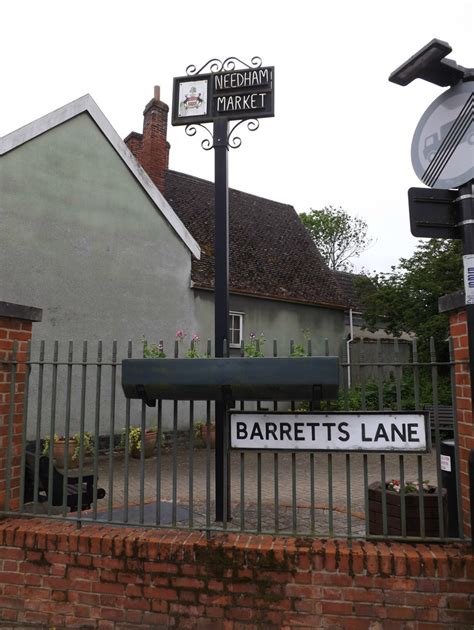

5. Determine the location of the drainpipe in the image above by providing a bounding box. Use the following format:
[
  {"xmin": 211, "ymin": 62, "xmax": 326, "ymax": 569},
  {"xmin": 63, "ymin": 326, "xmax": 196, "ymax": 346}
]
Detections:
[{"xmin": 346, "ymin": 308, "xmax": 354, "ymax": 389}]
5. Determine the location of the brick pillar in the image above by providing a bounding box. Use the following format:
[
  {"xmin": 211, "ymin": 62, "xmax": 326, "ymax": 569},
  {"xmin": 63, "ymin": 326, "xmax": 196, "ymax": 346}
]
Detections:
[
  {"xmin": 0, "ymin": 302, "xmax": 42, "ymax": 512},
  {"xmin": 440, "ymin": 291, "xmax": 474, "ymax": 537}
]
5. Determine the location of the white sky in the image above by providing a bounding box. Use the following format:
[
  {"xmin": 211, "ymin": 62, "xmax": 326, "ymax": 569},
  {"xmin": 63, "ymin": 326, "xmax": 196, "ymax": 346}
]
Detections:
[{"xmin": 1, "ymin": 0, "xmax": 472, "ymax": 273}]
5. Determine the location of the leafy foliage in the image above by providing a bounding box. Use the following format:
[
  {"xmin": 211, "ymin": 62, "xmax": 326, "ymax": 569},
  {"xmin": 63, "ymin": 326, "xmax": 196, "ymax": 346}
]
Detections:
[
  {"xmin": 300, "ymin": 205, "xmax": 373, "ymax": 271},
  {"xmin": 356, "ymin": 239, "xmax": 462, "ymax": 359}
]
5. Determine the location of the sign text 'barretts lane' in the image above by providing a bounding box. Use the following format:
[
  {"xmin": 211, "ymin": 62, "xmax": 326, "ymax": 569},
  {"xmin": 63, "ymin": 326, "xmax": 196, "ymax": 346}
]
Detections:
[{"xmin": 230, "ymin": 412, "xmax": 430, "ymax": 453}]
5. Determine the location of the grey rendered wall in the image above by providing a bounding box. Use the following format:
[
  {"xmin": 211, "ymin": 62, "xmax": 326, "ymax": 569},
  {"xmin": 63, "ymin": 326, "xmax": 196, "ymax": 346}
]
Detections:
[
  {"xmin": 0, "ymin": 113, "xmax": 199, "ymax": 434},
  {"xmin": 193, "ymin": 290, "xmax": 345, "ymax": 357}
]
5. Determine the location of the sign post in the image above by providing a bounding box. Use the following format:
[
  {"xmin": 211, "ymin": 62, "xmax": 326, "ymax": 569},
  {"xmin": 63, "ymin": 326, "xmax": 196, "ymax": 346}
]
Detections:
[
  {"xmin": 392, "ymin": 40, "xmax": 473, "ymax": 411},
  {"xmin": 172, "ymin": 57, "xmax": 275, "ymax": 521}
]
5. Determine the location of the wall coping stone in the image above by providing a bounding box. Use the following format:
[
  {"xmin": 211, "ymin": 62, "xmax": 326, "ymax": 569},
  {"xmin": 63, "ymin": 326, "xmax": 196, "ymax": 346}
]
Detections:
[
  {"xmin": 439, "ymin": 290, "xmax": 465, "ymax": 314},
  {"xmin": 0, "ymin": 301, "xmax": 42, "ymax": 322}
]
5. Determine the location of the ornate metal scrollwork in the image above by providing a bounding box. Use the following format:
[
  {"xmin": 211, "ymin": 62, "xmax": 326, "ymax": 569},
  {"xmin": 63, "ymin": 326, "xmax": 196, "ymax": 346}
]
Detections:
[
  {"xmin": 186, "ymin": 56, "xmax": 262, "ymax": 77},
  {"xmin": 227, "ymin": 119, "xmax": 260, "ymax": 150},
  {"xmin": 185, "ymin": 123, "xmax": 214, "ymax": 151},
  {"xmin": 182, "ymin": 57, "xmax": 264, "ymax": 149}
]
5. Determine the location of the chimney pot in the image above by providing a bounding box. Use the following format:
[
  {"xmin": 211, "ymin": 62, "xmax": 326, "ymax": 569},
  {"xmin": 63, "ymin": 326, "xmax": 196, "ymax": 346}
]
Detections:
[{"xmin": 154, "ymin": 86, "xmax": 161, "ymax": 101}]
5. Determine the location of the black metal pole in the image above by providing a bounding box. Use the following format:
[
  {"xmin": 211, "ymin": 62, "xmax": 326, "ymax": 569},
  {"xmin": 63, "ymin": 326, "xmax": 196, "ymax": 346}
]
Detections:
[
  {"xmin": 459, "ymin": 181, "xmax": 474, "ymax": 413},
  {"xmin": 213, "ymin": 118, "xmax": 230, "ymax": 522}
]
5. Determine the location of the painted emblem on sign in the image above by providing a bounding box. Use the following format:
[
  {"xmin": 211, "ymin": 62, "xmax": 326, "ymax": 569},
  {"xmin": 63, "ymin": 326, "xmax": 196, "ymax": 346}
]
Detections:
[{"xmin": 178, "ymin": 80, "xmax": 208, "ymax": 118}]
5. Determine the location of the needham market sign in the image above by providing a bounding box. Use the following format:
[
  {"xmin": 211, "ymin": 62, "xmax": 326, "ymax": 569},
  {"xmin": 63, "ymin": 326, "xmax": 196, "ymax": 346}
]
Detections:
[
  {"xmin": 172, "ymin": 66, "xmax": 274, "ymax": 125},
  {"xmin": 231, "ymin": 411, "xmax": 430, "ymax": 453}
]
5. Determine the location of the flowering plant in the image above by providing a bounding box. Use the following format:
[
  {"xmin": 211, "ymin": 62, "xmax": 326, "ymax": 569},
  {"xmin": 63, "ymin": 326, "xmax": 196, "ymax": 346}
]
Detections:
[
  {"xmin": 386, "ymin": 479, "xmax": 432, "ymax": 494},
  {"xmin": 244, "ymin": 332, "xmax": 265, "ymax": 357},
  {"xmin": 176, "ymin": 330, "xmax": 206, "ymax": 358},
  {"xmin": 141, "ymin": 336, "xmax": 166, "ymax": 358}
]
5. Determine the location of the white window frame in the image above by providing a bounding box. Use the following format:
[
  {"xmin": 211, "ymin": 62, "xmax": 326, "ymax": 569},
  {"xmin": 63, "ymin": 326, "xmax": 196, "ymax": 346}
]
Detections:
[{"xmin": 229, "ymin": 311, "xmax": 244, "ymax": 348}]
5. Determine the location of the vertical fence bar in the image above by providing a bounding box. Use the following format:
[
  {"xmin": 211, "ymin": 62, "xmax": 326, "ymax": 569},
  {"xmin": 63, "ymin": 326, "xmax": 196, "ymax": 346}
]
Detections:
[
  {"xmin": 171, "ymin": 341, "xmax": 179, "ymax": 527},
  {"xmin": 206, "ymin": 400, "xmax": 211, "ymax": 532},
  {"xmin": 273, "ymin": 339, "xmax": 279, "ymax": 531},
  {"xmin": 327, "ymin": 453, "xmax": 333, "ymax": 536},
  {"xmin": 291, "ymin": 451, "xmax": 297, "ymax": 534},
  {"xmin": 123, "ymin": 341, "xmax": 132, "ymax": 523},
  {"xmin": 363, "ymin": 454, "xmax": 369, "ymax": 537},
  {"xmin": 257, "ymin": 452, "xmax": 262, "ymax": 533},
  {"xmin": 92, "ymin": 341, "xmax": 102, "ymax": 519},
  {"xmin": 400, "ymin": 453, "xmax": 407, "ymax": 537},
  {"xmin": 62, "ymin": 341, "xmax": 73, "ymax": 517},
  {"xmin": 417, "ymin": 455, "xmax": 426, "ymax": 537},
  {"xmin": 381, "ymin": 453, "xmax": 387, "ymax": 536},
  {"xmin": 449, "ymin": 336, "xmax": 464, "ymax": 537},
  {"xmin": 5, "ymin": 341, "xmax": 17, "ymax": 513},
  {"xmin": 107, "ymin": 341, "xmax": 117, "ymax": 521},
  {"xmin": 188, "ymin": 400, "xmax": 194, "ymax": 529},
  {"xmin": 47, "ymin": 341, "xmax": 59, "ymax": 515},
  {"xmin": 155, "ymin": 398, "xmax": 163, "ymax": 525},
  {"xmin": 139, "ymin": 400, "xmax": 146, "ymax": 525},
  {"xmin": 76, "ymin": 341, "xmax": 88, "ymax": 524},
  {"xmin": 346, "ymin": 453, "xmax": 352, "ymax": 538},
  {"xmin": 430, "ymin": 336, "xmax": 445, "ymax": 538},
  {"xmin": 33, "ymin": 341, "xmax": 45, "ymax": 515},
  {"xmin": 310, "ymin": 452, "xmax": 315, "ymax": 534},
  {"xmin": 19, "ymin": 340, "xmax": 31, "ymax": 512},
  {"xmin": 240, "ymin": 451, "xmax": 245, "ymax": 531}
]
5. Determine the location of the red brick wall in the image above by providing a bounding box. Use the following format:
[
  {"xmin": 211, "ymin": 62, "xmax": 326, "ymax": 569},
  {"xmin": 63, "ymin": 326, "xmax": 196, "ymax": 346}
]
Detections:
[
  {"xmin": 0, "ymin": 519, "xmax": 472, "ymax": 629},
  {"xmin": 0, "ymin": 317, "xmax": 32, "ymax": 511},
  {"xmin": 449, "ymin": 309, "xmax": 474, "ymax": 538}
]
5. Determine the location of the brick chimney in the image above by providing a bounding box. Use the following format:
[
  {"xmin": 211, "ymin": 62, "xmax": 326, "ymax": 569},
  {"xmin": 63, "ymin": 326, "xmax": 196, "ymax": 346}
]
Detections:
[{"xmin": 124, "ymin": 86, "xmax": 170, "ymax": 194}]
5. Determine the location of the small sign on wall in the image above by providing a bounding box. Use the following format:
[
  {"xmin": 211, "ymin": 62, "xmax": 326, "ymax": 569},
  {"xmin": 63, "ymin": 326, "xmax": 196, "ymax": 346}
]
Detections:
[{"xmin": 230, "ymin": 411, "xmax": 430, "ymax": 453}]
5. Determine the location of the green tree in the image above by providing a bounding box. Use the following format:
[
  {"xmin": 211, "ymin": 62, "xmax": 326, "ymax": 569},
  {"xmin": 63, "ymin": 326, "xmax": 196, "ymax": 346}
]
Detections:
[
  {"xmin": 357, "ymin": 238, "xmax": 462, "ymax": 359},
  {"xmin": 300, "ymin": 205, "xmax": 373, "ymax": 271}
]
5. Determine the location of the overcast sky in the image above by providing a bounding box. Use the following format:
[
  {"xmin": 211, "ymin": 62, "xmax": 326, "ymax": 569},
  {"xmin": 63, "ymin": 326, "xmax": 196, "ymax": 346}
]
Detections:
[{"xmin": 1, "ymin": 0, "xmax": 472, "ymax": 273}]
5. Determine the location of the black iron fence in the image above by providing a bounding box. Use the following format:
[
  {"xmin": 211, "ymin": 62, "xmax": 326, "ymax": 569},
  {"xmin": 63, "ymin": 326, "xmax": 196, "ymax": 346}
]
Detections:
[{"xmin": 0, "ymin": 336, "xmax": 465, "ymax": 542}]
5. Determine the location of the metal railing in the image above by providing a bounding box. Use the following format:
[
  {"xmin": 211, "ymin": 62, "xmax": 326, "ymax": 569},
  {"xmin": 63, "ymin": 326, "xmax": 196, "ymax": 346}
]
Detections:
[{"xmin": 0, "ymin": 336, "xmax": 465, "ymax": 542}]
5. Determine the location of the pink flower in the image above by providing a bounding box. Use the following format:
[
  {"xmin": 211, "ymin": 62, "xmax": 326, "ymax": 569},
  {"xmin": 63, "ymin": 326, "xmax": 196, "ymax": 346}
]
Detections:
[
  {"xmin": 175, "ymin": 329, "xmax": 186, "ymax": 340},
  {"xmin": 192, "ymin": 334, "xmax": 200, "ymax": 343}
]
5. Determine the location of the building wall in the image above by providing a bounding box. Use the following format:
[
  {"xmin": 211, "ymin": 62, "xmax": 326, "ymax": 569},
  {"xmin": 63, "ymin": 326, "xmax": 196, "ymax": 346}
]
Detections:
[
  {"xmin": 194, "ymin": 290, "xmax": 345, "ymax": 356},
  {"xmin": 0, "ymin": 113, "xmax": 199, "ymax": 435},
  {"xmin": 0, "ymin": 112, "xmax": 199, "ymax": 346}
]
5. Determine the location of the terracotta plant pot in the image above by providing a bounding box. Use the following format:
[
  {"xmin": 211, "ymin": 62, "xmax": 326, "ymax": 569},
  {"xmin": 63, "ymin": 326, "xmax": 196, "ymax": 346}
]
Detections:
[
  {"xmin": 198, "ymin": 424, "xmax": 216, "ymax": 449},
  {"xmin": 53, "ymin": 439, "xmax": 78, "ymax": 468},
  {"xmin": 368, "ymin": 481, "xmax": 447, "ymax": 537},
  {"xmin": 131, "ymin": 430, "xmax": 157, "ymax": 459}
]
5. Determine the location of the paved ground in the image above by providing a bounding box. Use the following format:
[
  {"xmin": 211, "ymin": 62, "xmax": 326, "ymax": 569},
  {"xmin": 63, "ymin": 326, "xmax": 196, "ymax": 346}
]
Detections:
[{"xmin": 30, "ymin": 445, "xmax": 440, "ymax": 538}]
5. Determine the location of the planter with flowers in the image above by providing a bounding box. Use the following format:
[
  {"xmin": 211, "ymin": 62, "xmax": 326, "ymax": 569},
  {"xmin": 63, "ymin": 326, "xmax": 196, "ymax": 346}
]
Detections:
[
  {"xmin": 368, "ymin": 479, "xmax": 447, "ymax": 537},
  {"xmin": 121, "ymin": 426, "xmax": 158, "ymax": 459},
  {"xmin": 43, "ymin": 432, "xmax": 94, "ymax": 468}
]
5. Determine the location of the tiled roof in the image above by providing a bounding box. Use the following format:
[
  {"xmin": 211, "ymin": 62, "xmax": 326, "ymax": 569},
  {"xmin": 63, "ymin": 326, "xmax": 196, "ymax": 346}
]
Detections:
[
  {"xmin": 333, "ymin": 271, "xmax": 364, "ymax": 310},
  {"xmin": 165, "ymin": 170, "xmax": 348, "ymax": 309}
]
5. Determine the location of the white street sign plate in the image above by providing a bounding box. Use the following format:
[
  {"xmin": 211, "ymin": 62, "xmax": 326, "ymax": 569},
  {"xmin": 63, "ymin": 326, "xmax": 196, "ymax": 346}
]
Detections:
[
  {"xmin": 230, "ymin": 412, "xmax": 429, "ymax": 453},
  {"xmin": 411, "ymin": 81, "xmax": 474, "ymax": 189}
]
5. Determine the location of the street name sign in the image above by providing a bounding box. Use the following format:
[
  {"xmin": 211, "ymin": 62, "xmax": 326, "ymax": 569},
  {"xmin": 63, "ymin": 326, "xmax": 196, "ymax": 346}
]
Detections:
[
  {"xmin": 411, "ymin": 80, "xmax": 474, "ymax": 189},
  {"xmin": 172, "ymin": 66, "xmax": 274, "ymax": 126},
  {"xmin": 230, "ymin": 411, "xmax": 430, "ymax": 453}
]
